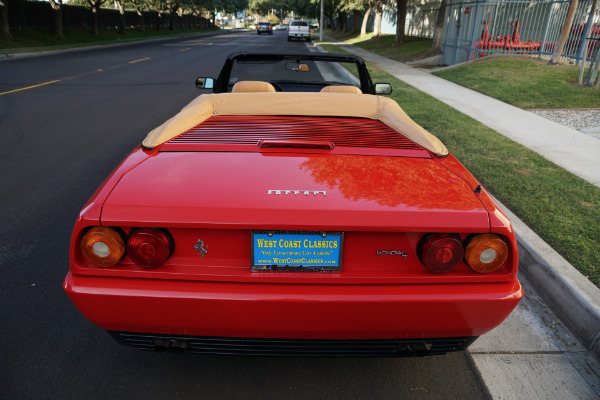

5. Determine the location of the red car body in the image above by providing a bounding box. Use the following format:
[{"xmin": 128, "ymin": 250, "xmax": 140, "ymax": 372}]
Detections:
[{"xmin": 64, "ymin": 55, "xmax": 522, "ymax": 357}]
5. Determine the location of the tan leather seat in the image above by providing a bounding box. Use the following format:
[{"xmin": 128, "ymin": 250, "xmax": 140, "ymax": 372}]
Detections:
[
  {"xmin": 232, "ymin": 81, "xmax": 277, "ymax": 93},
  {"xmin": 320, "ymin": 85, "xmax": 362, "ymax": 94}
]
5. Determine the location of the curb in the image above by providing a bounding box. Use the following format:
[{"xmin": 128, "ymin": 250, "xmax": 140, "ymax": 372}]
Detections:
[{"xmin": 495, "ymin": 201, "xmax": 600, "ymax": 360}]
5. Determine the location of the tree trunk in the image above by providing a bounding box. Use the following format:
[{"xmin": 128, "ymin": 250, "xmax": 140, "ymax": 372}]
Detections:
[
  {"xmin": 137, "ymin": 8, "xmax": 145, "ymax": 32},
  {"xmin": 373, "ymin": 1, "xmax": 383, "ymax": 38},
  {"xmin": 327, "ymin": 14, "xmax": 336, "ymax": 31},
  {"xmin": 117, "ymin": 1, "xmax": 126, "ymax": 35},
  {"xmin": 49, "ymin": 0, "xmax": 64, "ymax": 38},
  {"xmin": 360, "ymin": 4, "xmax": 374, "ymax": 37},
  {"xmin": 549, "ymin": 0, "xmax": 579, "ymax": 64},
  {"xmin": 394, "ymin": 0, "xmax": 407, "ymax": 46},
  {"xmin": 352, "ymin": 11, "xmax": 359, "ymax": 34},
  {"xmin": 430, "ymin": 0, "xmax": 447, "ymax": 52},
  {"xmin": 87, "ymin": 0, "xmax": 105, "ymax": 36},
  {"xmin": 339, "ymin": 12, "xmax": 346, "ymax": 32},
  {"xmin": 92, "ymin": 7, "xmax": 99, "ymax": 36},
  {"xmin": 1, "ymin": 0, "xmax": 12, "ymax": 39},
  {"xmin": 55, "ymin": 8, "xmax": 64, "ymax": 38}
]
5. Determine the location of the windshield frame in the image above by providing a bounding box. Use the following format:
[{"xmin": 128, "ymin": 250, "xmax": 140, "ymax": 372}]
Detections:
[{"xmin": 214, "ymin": 52, "xmax": 375, "ymax": 94}]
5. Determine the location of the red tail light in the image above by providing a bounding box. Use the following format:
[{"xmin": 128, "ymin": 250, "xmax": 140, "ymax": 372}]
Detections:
[
  {"xmin": 419, "ymin": 234, "xmax": 464, "ymax": 274},
  {"xmin": 127, "ymin": 228, "xmax": 173, "ymax": 268}
]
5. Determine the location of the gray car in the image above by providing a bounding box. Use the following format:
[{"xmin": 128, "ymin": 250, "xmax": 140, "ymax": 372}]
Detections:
[{"xmin": 257, "ymin": 22, "xmax": 273, "ymax": 35}]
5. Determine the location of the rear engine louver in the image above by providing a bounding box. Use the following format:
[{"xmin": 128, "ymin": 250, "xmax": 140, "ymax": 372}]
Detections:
[{"xmin": 160, "ymin": 116, "xmax": 429, "ymax": 157}]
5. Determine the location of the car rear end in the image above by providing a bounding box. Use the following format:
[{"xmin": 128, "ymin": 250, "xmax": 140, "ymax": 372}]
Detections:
[
  {"xmin": 257, "ymin": 22, "xmax": 272, "ymax": 35},
  {"xmin": 288, "ymin": 20, "xmax": 311, "ymax": 42},
  {"xmin": 65, "ymin": 113, "xmax": 522, "ymax": 357}
]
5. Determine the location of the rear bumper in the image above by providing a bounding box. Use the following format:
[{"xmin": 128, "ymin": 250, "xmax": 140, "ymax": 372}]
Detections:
[{"xmin": 64, "ymin": 272, "xmax": 522, "ymax": 340}]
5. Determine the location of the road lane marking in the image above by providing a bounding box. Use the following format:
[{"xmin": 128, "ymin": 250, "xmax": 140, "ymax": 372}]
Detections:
[
  {"xmin": 129, "ymin": 57, "xmax": 150, "ymax": 64},
  {"xmin": 0, "ymin": 80, "xmax": 61, "ymax": 96},
  {"xmin": 179, "ymin": 48, "xmax": 191, "ymax": 52}
]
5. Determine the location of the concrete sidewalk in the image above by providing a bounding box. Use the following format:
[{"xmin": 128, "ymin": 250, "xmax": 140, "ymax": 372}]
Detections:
[{"xmin": 327, "ymin": 40, "xmax": 600, "ymax": 188}]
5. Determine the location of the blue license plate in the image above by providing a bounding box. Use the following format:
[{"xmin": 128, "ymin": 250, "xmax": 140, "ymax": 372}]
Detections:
[{"xmin": 252, "ymin": 231, "xmax": 343, "ymax": 272}]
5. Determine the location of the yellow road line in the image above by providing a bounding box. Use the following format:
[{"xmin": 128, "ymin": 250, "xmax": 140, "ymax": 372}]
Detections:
[
  {"xmin": 179, "ymin": 48, "xmax": 191, "ymax": 52},
  {"xmin": 129, "ymin": 57, "xmax": 150, "ymax": 64},
  {"xmin": 0, "ymin": 80, "xmax": 61, "ymax": 96}
]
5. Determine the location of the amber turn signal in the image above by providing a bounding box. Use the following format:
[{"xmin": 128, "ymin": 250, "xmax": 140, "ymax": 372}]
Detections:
[
  {"xmin": 464, "ymin": 234, "xmax": 508, "ymax": 273},
  {"xmin": 80, "ymin": 227, "xmax": 126, "ymax": 267}
]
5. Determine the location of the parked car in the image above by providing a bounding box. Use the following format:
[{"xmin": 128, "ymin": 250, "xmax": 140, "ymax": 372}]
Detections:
[
  {"xmin": 288, "ymin": 20, "xmax": 311, "ymax": 42},
  {"xmin": 257, "ymin": 21, "xmax": 273, "ymax": 35},
  {"xmin": 64, "ymin": 52, "xmax": 522, "ymax": 357}
]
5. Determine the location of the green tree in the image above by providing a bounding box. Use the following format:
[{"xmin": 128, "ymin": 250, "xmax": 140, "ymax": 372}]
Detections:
[
  {"xmin": 248, "ymin": 0, "xmax": 270, "ymax": 21},
  {"xmin": 320, "ymin": 0, "xmax": 338, "ymax": 30},
  {"xmin": 168, "ymin": 0, "xmax": 181, "ymax": 30},
  {"xmin": 148, "ymin": 0, "xmax": 169, "ymax": 30},
  {"xmin": 344, "ymin": 0, "xmax": 364, "ymax": 33},
  {"xmin": 131, "ymin": 0, "xmax": 149, "ymax": 31},
  {"xmin": 182, "ymin": 0, "xmax": 203, "ymax": 28},
  {"xmin": 338, "ymin": 0, "xmax": 364, "ymax": 32}
]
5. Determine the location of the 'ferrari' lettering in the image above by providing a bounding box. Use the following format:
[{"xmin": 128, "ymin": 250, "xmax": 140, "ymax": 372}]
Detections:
[{"xmin": 268, "ymin": 189, "xmax": 326, "ymax": 196}]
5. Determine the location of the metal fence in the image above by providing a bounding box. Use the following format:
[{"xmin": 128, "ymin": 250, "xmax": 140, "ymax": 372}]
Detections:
[
  {"xmin": 441, "ymin": 0, "xmax": 600, "ymax": 66},
  {"xmin": 406, "ymin": 2, "xmax": 442, "ymax": 38}
]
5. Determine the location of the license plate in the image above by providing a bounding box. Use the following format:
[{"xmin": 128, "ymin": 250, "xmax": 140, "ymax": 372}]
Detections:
[{"xmin": 252, "ymin": 231, "xmax": 343, "ymax": 272}]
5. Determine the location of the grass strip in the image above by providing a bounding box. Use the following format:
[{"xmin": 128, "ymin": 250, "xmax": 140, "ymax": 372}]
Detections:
[
  {"xmin": 322, "ymin": 29, "xmax": 433, "ymax": 62},
  {"xmin": 323, "ymin": 29, "xmax": 599, "ymax": 110},
  {"xmin": 0, "ymin": 27, "xmax": 219, "ymax": 54},
  {"xmin": 320, "ymin": 41, "xmax": 600, "ymax": 288},
  {"xmin": 432, "ymin": 57, "xmax": 600, "ymax": 109}
]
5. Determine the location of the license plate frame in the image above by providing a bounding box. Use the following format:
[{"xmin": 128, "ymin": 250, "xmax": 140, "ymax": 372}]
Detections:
[{"xmin": 251, "ymin": 231, "xmax": 343, "ymax": 272}]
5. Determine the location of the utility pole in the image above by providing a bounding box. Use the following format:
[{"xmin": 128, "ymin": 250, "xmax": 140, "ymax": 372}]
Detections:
[{"xmin": 320, "ymin": 0, "xmax": 323, "ymax": 41}]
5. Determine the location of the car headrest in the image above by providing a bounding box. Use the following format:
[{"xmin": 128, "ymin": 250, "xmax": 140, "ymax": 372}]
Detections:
[
  {"xmin": 320, "ymin": 85, "xmax": 362, "ymax": 94},
  {"xmin": 232, "ymin": 81, "xmax": 277, "ymax": 93}
]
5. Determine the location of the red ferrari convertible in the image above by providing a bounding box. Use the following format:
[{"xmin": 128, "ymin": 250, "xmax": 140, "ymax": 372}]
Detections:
[{"xmin": 64, "ymin": 53, "xmax": 522, "ymax": 356}]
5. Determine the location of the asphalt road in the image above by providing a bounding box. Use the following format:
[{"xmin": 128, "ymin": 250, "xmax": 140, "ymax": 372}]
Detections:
[{"xmin": 0, "ymin": 30, "xmax": 490, "ymax": 399}]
